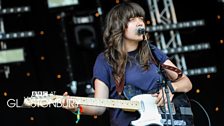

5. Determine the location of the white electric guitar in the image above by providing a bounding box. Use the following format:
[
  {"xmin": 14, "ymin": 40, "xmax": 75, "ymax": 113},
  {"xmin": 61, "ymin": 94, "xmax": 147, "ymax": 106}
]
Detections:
[{"xmin": 23, "ymin": 94, "xmax": 166, "ymax": 126}]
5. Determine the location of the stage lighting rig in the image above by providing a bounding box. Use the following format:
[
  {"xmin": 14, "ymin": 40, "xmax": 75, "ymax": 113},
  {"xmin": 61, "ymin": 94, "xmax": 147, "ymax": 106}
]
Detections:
[
  {"xmin": 47, "ymin": 0, "xmax": 79, "ymax": 9},
  {"xmin": 146, "ymin": 20, "xmax": 205, "ymax": 32},
  {"xmin": 0, "ymin": 48, "xmax": 24, "ymax": 64},
  {"xmin": 0, "ymin": 2, "xmax": 34, "ymax": 78},
  {"xmin": 162, "ymin": 43, "xmax": 210, "ymax": 54},
  {"xmin": 0, "ymin": 6, "xmax": 30, "ymax": 15},
  {"xmin": 0, "ymin": 31, "xmax": 35, "ymax": 40},
  {"xmin": 184, "ymin": 66, "xmax": 217, "ymax": 76},
  {"xmin": 146, "ymin": 0, "xmax": 216, "ymax": 76}
]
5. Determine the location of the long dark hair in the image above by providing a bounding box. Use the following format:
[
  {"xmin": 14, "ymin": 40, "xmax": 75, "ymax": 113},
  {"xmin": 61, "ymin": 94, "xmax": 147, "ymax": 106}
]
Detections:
[{"xmin": 103, "ymin": 2, "xmax": 156, "ymax": 85}]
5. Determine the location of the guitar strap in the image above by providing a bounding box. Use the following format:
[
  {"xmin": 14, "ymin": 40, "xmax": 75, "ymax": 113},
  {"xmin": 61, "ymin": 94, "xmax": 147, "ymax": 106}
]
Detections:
[
  {"xmin": 160, "ymin": 64, "xmax": 183, "ymax": 82},
  {"xmin": 149, "ymin": 43, "xmax": 183, "ymax": 82},
  {"xmin": 115, "ymin": 75, "xmax": 125, "ymax": 96}
]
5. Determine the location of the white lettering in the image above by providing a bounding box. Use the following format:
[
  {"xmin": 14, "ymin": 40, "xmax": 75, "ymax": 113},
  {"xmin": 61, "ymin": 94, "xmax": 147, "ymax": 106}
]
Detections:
[{"xmin": 7, "ymin": 99, "xmax": 23, "ymax": 108}]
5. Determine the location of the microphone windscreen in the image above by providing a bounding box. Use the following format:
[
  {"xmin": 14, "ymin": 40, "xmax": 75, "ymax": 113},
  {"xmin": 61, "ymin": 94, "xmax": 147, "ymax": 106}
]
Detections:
[{"xmin": 137, "ymin": 28, "xmax": 145, "ymax": 35}]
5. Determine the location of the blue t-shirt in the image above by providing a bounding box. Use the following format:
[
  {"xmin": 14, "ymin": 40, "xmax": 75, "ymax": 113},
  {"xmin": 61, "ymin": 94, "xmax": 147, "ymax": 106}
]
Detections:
[{"xmin": 92, "ymin": 44, "xmax": 168, "ymax": 126}]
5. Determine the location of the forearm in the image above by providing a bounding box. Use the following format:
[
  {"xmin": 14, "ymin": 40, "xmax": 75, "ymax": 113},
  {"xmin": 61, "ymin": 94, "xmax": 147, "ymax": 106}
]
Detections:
[
  {"xmin": 70, "ymin": 105, "xmax": 106, "ymax": 116},
  {"xmin": 171, "ymin": 75, "xmax": 192, "ymax": 93}
]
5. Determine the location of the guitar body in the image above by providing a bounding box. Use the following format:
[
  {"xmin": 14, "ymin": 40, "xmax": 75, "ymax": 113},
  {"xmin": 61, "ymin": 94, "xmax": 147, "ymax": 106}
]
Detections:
[
  {"xmin": 128, "ymin": 93, "xmax": 194, "ymax": 126},
  {"xmin": 130, "ymin": 94, "xmax": 163, "ymax": 126},
  {"xmin": 123, "ymin": 84, "xmax": 194, "ymax": 126}
]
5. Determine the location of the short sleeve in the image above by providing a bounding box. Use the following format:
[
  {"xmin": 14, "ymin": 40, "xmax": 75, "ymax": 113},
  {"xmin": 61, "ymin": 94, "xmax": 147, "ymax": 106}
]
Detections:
[
  {"xmin": 92, "ymin": 53, "xmax": 110, "ymax": 88},
  {"xmin": 150, "ymin": 44, "xmax": 169, "ymax": 63}
]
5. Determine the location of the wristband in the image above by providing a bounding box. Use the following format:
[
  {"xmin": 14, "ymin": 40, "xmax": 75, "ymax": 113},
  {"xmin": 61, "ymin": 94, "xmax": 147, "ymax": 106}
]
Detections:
[{"xmin": 73, "ymin": 105, "xmax": 83, "ymax": 124}]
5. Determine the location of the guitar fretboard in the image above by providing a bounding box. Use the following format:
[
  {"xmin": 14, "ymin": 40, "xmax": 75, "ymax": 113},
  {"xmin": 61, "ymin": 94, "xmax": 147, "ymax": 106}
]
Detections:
[{"xmin": 52, "ymin": 95, "xmax": 140, "ymax": 110}]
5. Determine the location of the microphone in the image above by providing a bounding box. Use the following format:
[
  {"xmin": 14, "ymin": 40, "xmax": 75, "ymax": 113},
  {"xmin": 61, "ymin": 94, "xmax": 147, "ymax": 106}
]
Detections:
[{"xmin": 137, "ymin": 27, "xmax": 145, "ymax": 35}]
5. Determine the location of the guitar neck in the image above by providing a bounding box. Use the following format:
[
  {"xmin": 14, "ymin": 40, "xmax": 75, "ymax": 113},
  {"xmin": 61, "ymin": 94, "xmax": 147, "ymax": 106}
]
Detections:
[{"xmin": 53, "ymin": 95, "xmax": 140, "ymax": 110}]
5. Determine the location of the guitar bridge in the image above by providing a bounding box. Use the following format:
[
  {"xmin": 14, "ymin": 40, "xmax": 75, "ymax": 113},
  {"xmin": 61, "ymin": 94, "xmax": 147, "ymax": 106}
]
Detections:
[{"xmin": 161, "ymin": 119, "xmax": 186, "ymax": 126}]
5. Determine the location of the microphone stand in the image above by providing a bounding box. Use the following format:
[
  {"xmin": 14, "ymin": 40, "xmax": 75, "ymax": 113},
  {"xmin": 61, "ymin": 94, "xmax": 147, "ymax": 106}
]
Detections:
[
  {"xmin": 59, "ymin": 12, "xmax": 77, "ymax": 95},
  {"xmin": 158, "ymin": 64, "xmax": 175, "ymax": 126}
]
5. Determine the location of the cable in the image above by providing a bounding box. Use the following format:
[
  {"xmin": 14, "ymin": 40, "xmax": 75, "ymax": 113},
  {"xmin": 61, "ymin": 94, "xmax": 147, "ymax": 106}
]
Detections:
[{"xmin": 190, "ymin": 99, "xmax": 211, "ymax": 126}]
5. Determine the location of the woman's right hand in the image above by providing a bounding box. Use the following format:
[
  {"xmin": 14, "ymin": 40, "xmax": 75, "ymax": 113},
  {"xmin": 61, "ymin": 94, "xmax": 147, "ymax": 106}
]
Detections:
[{"xmin": 62, "ymin": 92, "xmax": 78, "ymax": 112}]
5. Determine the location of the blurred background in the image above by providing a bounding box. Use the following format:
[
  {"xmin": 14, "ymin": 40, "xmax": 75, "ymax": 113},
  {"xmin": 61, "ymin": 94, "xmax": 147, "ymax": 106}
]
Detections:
[{"xmin": 1, "ymin": 0, "xmax": 223, "ymax": 126}]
